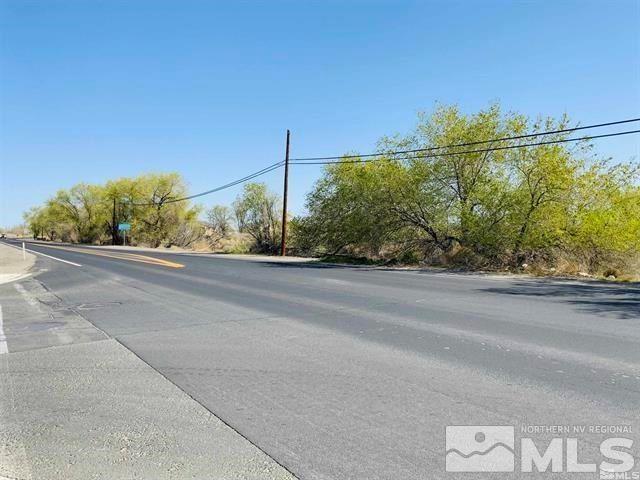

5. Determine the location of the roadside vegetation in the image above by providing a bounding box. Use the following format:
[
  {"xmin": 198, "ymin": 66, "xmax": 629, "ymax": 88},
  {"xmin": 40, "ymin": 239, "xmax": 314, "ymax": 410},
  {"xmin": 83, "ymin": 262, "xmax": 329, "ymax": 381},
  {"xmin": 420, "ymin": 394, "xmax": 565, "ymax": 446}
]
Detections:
[
  {"xmin": 291, "ymin": 104, "xmax": 640, "ymax": 279},
  {"xmin": 23, "ymin": 103, "xmax": 639, "ymax": 279},
  {"xmin": 23, "ymin": 175, "xmax": 283, "ymax": 254}
]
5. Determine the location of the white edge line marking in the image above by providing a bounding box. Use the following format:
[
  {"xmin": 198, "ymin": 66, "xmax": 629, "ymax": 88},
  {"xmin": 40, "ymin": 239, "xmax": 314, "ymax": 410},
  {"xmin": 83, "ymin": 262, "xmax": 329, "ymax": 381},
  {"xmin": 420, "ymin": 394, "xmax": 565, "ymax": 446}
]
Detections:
[
  {"xmin": 24, "ymin": 247, "xmax": 82, "ymax": 267},
  {"xmin": 0, "ymin": 305, "xmax": 7, "ymax": 354},
  {"xmin": 2, "ymin": 241, "xmax": 82, "ymax": 267}
]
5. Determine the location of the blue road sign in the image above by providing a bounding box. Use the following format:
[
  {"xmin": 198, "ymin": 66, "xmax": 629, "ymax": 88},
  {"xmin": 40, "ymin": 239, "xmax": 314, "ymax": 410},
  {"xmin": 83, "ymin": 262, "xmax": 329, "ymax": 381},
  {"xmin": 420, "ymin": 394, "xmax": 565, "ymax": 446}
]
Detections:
[{"xmin": 118, "ymin": 223, "xmax": 131, "ymax": 231}]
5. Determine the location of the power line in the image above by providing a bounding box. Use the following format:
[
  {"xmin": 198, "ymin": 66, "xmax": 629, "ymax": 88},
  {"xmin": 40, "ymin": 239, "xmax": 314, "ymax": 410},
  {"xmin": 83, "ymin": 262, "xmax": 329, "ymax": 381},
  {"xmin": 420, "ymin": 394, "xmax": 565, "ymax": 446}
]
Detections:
[
  {"xmin": 127, "ymin": 119, "xmax": 640, "ymax": 206},
  {"xmin": 129, "ymin": 161, "xmax": 284, "ymax": 206},
  {"xmin": 172, "ymin": 161, "xmax": 284, "ymax": 202},
  {"xmin": 289, "ymin": 129, "xmax": 640, "ymax": 165},
  {"xmin": 289, "ymin": 117, "xmax": 640, "ymax": 162}
]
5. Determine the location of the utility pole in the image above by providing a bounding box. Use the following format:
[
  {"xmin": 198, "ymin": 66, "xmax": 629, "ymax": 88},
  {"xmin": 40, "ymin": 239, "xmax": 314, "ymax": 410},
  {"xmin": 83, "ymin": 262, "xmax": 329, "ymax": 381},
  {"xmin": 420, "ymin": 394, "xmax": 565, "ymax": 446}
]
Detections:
[
  {"xmin": 280, "ymin": 129, "xmax": 290, "ymax": 256},
  {"xmin": 112, "ymin": 197, "xmax": 117, "ymax": 245}
]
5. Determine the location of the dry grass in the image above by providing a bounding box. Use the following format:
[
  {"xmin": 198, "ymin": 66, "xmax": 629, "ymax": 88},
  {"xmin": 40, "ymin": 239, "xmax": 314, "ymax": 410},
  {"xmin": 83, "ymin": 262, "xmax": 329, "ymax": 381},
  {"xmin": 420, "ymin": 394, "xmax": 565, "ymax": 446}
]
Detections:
[
  {"xmin": 525, "ymin": 249, "xmax": 640, "ymax": 282},
  {"xmin": 191, "ymin": 232, "xmax": 253, "ymax": 254}
]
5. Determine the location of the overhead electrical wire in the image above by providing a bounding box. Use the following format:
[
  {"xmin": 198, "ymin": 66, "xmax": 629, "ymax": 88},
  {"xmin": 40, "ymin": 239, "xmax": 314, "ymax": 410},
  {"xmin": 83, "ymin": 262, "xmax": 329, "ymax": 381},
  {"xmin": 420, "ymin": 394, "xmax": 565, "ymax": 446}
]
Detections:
[
  {"xmin": 129, "ymin": 160, "xmax": 284, "ymax": 206},
  {"xmin": 289, "ymin": 129, "xmax": 640, "ymax": 165},
  {"xmin": 289, "ymin": 117, "xmax": 640, "ymax": 162},
  {"xmin": 127, "ymin": 118, "xmax": 640, "ymax": 205},
  {"xmin": 168, "ymin": 160, "xmax": 284, "ymax": 202}
]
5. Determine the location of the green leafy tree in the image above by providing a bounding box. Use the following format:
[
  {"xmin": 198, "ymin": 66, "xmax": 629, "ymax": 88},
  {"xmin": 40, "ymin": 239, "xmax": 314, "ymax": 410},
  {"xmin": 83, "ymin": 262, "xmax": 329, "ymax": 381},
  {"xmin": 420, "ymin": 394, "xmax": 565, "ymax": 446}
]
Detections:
[
  {"xmin": 295, "ymin": 103, "xmax": 639, "ymax": 274},
  {"xmin": 23, "ymin": 172, "xmax": 201, "ymax": 248},
  {"xmin": 205, "ymin": 205, "xmax": 233, "ymax": 247},
  {"xmin": 233, "ymin": 183, "xmax": 281, "ymax": 254},
  {"xmin": 45, "ymin": 183, "xmax": 107, "ymax": 243},
  {"xmin": 129, "ymin": 173, "xmax": 200, "ymax": 248}
]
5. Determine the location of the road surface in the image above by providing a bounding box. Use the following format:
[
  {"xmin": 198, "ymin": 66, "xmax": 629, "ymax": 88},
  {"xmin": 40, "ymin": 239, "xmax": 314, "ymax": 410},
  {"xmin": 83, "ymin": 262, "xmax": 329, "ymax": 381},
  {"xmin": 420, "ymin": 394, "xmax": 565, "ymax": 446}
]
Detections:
[{"xmin": 1, "ymin": 239, "xmax": 639, "ymax": 479}]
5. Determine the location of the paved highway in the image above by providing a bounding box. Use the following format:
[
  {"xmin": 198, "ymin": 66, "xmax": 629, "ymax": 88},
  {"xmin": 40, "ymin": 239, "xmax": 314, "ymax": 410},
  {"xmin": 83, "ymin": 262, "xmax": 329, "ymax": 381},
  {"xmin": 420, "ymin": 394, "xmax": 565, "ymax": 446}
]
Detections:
[{"xmin": 2, "ymin": 239, "xmax": 639, "ymax": 479}]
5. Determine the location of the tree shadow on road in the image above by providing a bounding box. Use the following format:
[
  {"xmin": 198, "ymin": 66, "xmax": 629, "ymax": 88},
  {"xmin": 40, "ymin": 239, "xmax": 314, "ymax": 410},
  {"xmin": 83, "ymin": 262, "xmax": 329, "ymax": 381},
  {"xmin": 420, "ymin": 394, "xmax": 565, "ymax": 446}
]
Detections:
[
  {"xmin": 480, "ymin": 280, "xmax": 640, "ymax": 319},
  {"xmin": 259, "ymin": 261, "xmax": 369, "ymax": 270},
  {"xmin": 259, "ymin": 261, "xmax": 640, "ymax": 319}
]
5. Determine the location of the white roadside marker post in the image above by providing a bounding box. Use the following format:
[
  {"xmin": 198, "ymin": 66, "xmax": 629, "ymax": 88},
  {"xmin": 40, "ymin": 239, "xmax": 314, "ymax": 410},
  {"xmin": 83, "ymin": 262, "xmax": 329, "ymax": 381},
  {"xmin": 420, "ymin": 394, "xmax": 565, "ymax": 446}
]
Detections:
[{"xmin": 22, "ymin": 242, "xmax": 26, "ymax": 260}]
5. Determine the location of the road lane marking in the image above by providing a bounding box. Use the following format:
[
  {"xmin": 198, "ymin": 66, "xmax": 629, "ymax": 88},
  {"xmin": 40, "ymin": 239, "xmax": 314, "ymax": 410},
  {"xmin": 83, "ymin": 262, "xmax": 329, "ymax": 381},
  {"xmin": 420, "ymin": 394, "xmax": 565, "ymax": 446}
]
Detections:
[
  {"xmin": 1, "ymin": 240, "xmax": 82, "ymax": 267},
  {"xmin": 64, "ymin": 248, "xmax": 185, "ymax": 268},
  {"xmin": 87, "ymin": 250, "xmax": 185, "ymax": 268},
  {"xmin": 24, "ymin": 247, "xmax": 84, "ymax": 267},
  {"xmin": 20, "ymin": 243, "xmax": 184, "ymax": 268},
  {"xmin": 0, "ymin": 305, "xmax": 7, "ymax": 354}
]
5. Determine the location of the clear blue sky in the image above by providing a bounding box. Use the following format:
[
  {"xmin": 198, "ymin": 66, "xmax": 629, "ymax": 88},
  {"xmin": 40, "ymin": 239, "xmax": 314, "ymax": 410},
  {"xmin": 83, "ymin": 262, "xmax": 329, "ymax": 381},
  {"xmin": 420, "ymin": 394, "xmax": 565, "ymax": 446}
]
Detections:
[{"xmin": 1, "ymin": 0, "xmax": 639, "ymax": 227}]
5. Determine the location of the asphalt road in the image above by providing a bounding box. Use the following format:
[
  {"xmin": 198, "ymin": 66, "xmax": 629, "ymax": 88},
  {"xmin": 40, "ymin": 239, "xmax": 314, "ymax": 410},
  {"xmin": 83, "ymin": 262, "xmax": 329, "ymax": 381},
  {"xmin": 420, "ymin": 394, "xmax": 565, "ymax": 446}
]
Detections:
[{"xmin": 2, "ymin": 239, "xmax": 639, "ymax": 479}]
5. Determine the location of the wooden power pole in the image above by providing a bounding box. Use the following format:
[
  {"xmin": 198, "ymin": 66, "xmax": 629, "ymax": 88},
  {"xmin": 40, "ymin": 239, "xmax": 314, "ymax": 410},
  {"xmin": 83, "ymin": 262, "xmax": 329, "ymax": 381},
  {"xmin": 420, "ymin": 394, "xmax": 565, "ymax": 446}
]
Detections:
[
  {"xmin": 280, "ymin": 130, "xmax": 290, "ymax": 256},
  {"xmin": 112, "ymin": 197, "xmax": 117, "ymax": 245}
]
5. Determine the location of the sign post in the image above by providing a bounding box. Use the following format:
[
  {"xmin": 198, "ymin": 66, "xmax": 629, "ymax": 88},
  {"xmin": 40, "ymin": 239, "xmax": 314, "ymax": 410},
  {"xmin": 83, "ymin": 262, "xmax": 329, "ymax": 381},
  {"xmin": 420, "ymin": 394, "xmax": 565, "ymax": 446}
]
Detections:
[{"xmin": 118, "ymin": 223, "xmax": 131, "ymax": 246}]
